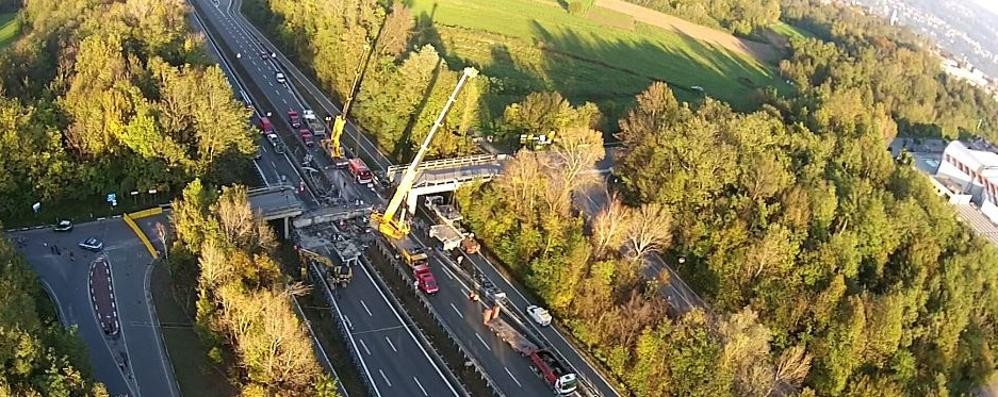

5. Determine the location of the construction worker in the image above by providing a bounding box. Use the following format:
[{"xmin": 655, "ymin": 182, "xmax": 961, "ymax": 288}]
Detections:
[{"xmin": 469, "ymin": 291, "xmax": 479, "ymax": 302}]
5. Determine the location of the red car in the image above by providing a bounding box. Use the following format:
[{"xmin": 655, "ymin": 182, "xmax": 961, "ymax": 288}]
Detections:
[
  {"xmin": 299, "ymin": 128, "xmax": 314, "ymax": 146},
  {"xmin": 259, "ymin": 117, "xmax": 274, "ymax": 134},
  {"xmin": 413, "ymin": 265, "xmax": 439, "ymax": 295},
  {"xmin": 288, "ymin": 110, "xmax": 301, "ymax": 128}
]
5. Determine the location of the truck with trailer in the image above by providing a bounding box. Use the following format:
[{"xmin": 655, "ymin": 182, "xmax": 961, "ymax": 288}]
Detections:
[
  {"xmin": 429, "ymin": 223, "xmax": 464, "ymax": 251},
  {"xmin": 302, "ymin": 110, "xmax": 326, "ymax": 137},
  {"xmin": 422, "ymin": 195, "xmax": 480, "ymax": 253},
  {"xmin": 482, "ymin": 304, "xmax": 579, "ymax": 395},
  {"xmin": 402, "ymin": 247, "xmax": 429, "ymax": 267}
]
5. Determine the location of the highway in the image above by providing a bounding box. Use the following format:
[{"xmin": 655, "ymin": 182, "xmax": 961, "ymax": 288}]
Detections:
[
  {"xmin": 404, "ymin": 232, "xmax": 557, "ymax": 396},
  {"xmin": 199, "ymin": 0, "xmax": 632, "ymax": 395},
  {"xmin": 189, "ymin": 0, "xmax": 464, "ymax": 395}
]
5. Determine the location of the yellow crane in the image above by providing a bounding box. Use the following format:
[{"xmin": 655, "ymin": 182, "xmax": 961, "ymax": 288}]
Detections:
[
  {"xmin": 328, "ymin": 42, "xmax": 373, "ymax": 162},
  {"xmin": 374, "ymin": 67, "xmax": 479, "ymax": 239}
]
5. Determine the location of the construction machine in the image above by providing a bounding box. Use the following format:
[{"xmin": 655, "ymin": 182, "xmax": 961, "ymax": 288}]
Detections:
[
  {"xmin": 298, "ymin": 247, "xmax": 352, "ymax": 288},
  {"xmin": 373, "ymin": 67, "xmax": 479, "ymax": 240}
]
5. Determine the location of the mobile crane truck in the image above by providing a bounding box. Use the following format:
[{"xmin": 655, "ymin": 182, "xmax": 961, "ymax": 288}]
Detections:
[{"xmin": 482, "ymin": 299, "xmax": 579, "ymax": 395}]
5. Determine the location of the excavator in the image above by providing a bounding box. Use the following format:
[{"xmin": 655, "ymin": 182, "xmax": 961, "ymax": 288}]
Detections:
[
  {"xmin": 373, "ymin": 67, "xmax": 479, "ymax": 240},
  {"xmin": 298, "ymin": 247, "xmax": 352, "ymax": 289}
]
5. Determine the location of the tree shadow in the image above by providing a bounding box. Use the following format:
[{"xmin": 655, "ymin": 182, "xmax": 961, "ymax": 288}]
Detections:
[
  {"xmin": 393, "ymin": 56, "xmax": 443, "ymax": 161},
  {"xmin": 528, "ymin": 20, "xmax": 787, "ymax": 128}
]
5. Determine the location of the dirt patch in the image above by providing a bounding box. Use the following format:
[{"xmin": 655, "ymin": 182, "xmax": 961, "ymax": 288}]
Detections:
[{"xmin": 594, "ymin": 0, "xmax": 781, "ymax": 63}]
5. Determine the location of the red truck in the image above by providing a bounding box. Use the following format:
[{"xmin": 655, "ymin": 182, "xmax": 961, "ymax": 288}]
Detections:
[
  {"xmin": 258, "ymin": 116, "xmax": 274, "ymax": 134},
  {"xmin": 413, "ymin": 264, "xmax": 439, "ymax": 294},
  {"xmin": 484, "ymin": 305, "xmax": 579, "ymax": 395},
  {"xmin": 288, "ymin": 110, "xmax": 301, "ymax": 128},
  {"xmin": 299, "ymin": 128, "xmax": 314, "ymax": 146},
  {"xmin": 348, "ymin": 158, "xmax": 373, "ymax": 185}
]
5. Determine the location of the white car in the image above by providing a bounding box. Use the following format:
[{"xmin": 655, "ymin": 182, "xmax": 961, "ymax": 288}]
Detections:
[
  {"xmin": 266, "ymin": 133, "xmax": 284, "ymax": 153},
  {"xmin": 526, "ymin": 305, "xmax": 552, "ymax": 327},
  {"xmin": 275, "ymin": 72, "xmax": 286, "ymax": 84}
]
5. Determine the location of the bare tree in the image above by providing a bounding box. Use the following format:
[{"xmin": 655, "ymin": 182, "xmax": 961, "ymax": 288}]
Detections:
[
  {"xmin": 214, "ymin": 186, "xmax": 255, "ymax": 249},
  {"xmin": 496, "ymin": 150, "xmax": 550, "ymax": 217},
  {"xmin": 155, "ymin": 221, "xmax": 169, "ymax": 259},
  {"xmin": 591, "ymin": 193, "xmax": 628, "ymax": 258},
  {"xmin": 623, "ymin": 202, "xmax": 673, "ymax": 260},
  {"xmin": 551, "ymin": 126, "xmax": 605, "ymax": 193},
  {"xmin": 769, "ymin": 345, "xmax": 812, "ymax": 396}
]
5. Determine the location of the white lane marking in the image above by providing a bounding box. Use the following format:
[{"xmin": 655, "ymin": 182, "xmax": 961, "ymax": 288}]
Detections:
[
  {"xmin": 413, "ymin": 377, "xmax": 429, "ymax": 396},
  {"xmin": 360, "ymin": 299, "xmax": 373, "ymax": 317},
  {"xmin": 343, "ymin": 314, "xmax": 353, "ymax": 330},
  {"xmin": 505, "ymin": 367, "xmax": 522, "ymax": 387},
  {"xmin": 450, "ymin": 303, "xmax": 463, "ymax": 319},
  {"xmin": 378, "ymin": 369, "xmax": 393, "ymax": 387},
  {"xmin": 385, "ymin": 337, "xmax": 397, "ymax": 352},
  {"xmin": 252, "ymin": 159, "xmax": 269, "ymax": 186},
  {"xmin": 476, "ymin": 333, "xmax": 491, "ymax": 351},
  {"xmin": 359, "ymin": 339, "xmax": 372, "ymax": 356},
  {"xmin": 441, "ymin": 266, "xmax": 456, "ymax": 280},
  {"xmin": 281, "ymin": 98, "xmax": 288, "ymax": 105}
]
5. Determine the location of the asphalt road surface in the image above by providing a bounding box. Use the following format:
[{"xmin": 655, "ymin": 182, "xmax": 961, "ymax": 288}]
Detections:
[
  {"xmin": 403, "ymin": 232, "xmax": 556, "ymax": 396},
  {"xmin": 312, "ymin": 244, "xmax": 462, "ymax": 397},
  {"xmin": 190, "ymin": 1, "xmax": 465, "ymax": 395},
  {"xmin": 194, "ymin": 0, "xmax": 628, "ymax": 395},
  {"xmin": 8, "ymin": 217, "xmax": 179, "ymax": 397}
]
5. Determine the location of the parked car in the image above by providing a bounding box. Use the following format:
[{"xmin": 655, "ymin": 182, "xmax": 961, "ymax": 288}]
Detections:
[
  {"xmin": 53, "ymin": 220, "xmax": 73, "ymax": 232},
  {"xmin": 526, "ymin": 305, "xmax": 552, "ymax": 327},
  {"xmin": 78, "ymin": 237, "xmax": 103, "ymax": 252}
]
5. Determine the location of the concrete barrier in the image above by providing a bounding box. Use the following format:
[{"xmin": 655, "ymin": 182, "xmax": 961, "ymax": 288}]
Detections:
[
  {"xmin": 123, "ymin": 213, "xmax": 159, "ymax": 259},
  {"xmin": 128, "ymin": 207, "xmax": 164, "ymax": 220}
]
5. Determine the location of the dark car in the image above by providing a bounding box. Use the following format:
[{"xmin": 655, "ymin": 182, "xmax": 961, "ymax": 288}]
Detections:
[
  {"xmin": 78, "ymin": 237, "xmax": 103, "ymax": 252},
  {"xmin": 53, "ymin": 220, "xmax": 73, "ymax": 232}
]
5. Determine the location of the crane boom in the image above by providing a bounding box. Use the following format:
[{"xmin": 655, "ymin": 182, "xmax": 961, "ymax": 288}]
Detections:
[{"xmin": 375, "ymin": 67, "xmax": 478, "ymax": 239}]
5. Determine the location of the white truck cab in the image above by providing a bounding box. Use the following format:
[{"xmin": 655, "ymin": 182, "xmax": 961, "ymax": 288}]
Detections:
[{"xmin": 526, "ymin": 304, "xmax": 552, "ymax": 326}]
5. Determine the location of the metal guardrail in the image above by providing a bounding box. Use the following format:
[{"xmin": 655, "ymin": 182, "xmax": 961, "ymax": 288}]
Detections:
[
  {"xmin": 370, "ymin": 238, "xmax": 502, "ymax": 397},
  {"xmin": 289, "ymin": 294, "xmax": 349, "ymax": 397},
  {"xmin": 309, "ymin": 263, "xmax": 379, "ymax": 397}
]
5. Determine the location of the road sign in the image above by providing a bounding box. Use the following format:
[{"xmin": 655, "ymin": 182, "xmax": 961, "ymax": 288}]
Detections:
[
  {"xmin": 107, "ymin": 193, "xmax": 118, "ymax": 207},
  {"xmin": 32, "ymin": 202, "xmax": 41, "ymax": 213}
]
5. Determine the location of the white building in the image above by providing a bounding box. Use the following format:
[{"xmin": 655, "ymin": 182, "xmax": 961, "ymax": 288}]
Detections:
[{"xmin": 937, "ymin": 141, "xmax": 998, "ymax": 222}]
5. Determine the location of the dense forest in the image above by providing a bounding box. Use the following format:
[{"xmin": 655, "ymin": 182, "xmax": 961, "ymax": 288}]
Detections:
[
  {"xmin": 242, "ymin": 0, "xmax": 482, "ymax": 160},
  {"xmin": 623, "ymin": 0, "xmax": 781, "ymax": 36},
  {"xmin": 170, "ymin": 180, "xmax": 334, "ymax": 396},
  {"xmin": 779, "ymin": 0, "xmax": 998, "ymax": 143},
  {"xmin": 0, "ymin": 0, "xmax": 255, "ymax": 224},
  {"xmin": 457, "ymin": 1, "xmax": 998, "ymax": 397},
  {"xmin": 0, "ymin": 234, "xmax": 108, "ymax": 395}
]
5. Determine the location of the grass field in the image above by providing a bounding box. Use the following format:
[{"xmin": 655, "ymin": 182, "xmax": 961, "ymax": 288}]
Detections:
[
  {"xmin": 770, "ymin": 21, "xmax": 814, "ymax": 41},
  {"xmin": 409, "ymin": 0, "xmax": 791, "ymax": 118},
  {"xmin": 0, "ymin": 12, "xmax": 19, "ymax": 48}
]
